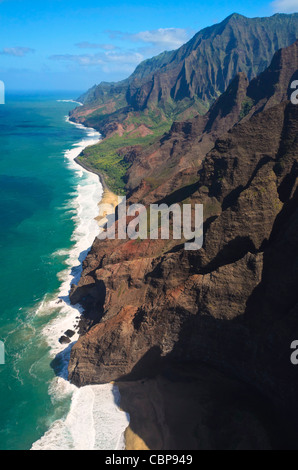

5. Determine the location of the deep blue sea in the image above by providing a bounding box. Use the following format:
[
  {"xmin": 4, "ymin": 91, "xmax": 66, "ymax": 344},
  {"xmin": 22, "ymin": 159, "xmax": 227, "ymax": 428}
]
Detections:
[{"xmin": 0, "ymin": 92, "xmax": 129, "ymax": 450}]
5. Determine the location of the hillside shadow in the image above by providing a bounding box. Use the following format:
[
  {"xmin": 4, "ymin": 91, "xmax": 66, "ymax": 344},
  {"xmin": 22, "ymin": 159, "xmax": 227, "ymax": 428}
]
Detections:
[{"xmin": 116, "ymin": 350, "xmax": 295, "ymax": 450}]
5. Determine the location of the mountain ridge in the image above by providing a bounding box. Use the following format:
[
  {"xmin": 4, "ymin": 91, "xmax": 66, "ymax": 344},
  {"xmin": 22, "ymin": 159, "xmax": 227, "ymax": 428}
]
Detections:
[
  {"xmin": 74, "ymin": 12, "xmax": 298, "ymax": 119},
  {"xmin": 69, "ymin": 37, "xmax": 298, "ymax": 413},
  {"xmin": 69, "ymin": 13, "xmax": 298, "ymax": 194},
  {"xmin": 67, "ymin": 32, "xmax": 298, "ymax": 449}
]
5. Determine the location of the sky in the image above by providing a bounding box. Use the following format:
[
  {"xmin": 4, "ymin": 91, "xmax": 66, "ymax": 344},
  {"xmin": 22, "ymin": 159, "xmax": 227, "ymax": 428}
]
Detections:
[{"xmin": 0, "ymin": 0, "xmax": 297, "ymax": 93}]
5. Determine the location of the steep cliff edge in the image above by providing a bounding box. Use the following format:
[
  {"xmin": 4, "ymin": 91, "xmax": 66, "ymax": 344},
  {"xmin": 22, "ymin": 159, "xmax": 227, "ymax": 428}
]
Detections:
[
  {"xmin": 68, "ymin": 13, "xmax": 298, "ymax": 197},
  {"xmin": 68, "ymin": 40, "xmax": 298, "ymax": 442},
  {"xmin": 71, "ymin": 13, "xmax": 298, "ymax": 129}
]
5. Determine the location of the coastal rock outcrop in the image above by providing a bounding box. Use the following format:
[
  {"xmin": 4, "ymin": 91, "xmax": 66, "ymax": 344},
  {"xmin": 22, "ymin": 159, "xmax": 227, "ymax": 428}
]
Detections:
[{"xmin": 68, "ymin": 40, "xmax": 298, "ymax": 435}]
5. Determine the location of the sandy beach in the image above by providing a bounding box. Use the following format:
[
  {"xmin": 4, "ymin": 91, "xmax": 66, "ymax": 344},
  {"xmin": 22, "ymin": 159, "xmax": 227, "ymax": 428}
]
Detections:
[
  {"xmin": 73, "ymin": 155, "xmax": 120, "ymax": 225},
  {"xmin": 32, "ymin": 117, "xmax": 130, "ymax": 451}
]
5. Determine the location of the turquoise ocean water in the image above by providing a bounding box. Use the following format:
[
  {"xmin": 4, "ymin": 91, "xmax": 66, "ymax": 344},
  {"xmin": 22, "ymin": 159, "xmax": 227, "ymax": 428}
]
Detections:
[{"xmin": 0, "ymin": 93, "xmax": 129, "ymax": 450}]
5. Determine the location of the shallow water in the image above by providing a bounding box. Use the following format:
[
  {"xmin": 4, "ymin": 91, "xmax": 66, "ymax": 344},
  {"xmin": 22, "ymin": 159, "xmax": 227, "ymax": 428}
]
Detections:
[{"xmin": 0, "ymin": 92, "xmax": 129, "ymax": 450}]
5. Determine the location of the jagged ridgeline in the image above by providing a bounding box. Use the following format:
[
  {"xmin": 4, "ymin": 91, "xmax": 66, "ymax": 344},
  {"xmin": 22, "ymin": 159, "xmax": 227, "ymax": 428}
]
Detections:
[
  {"xmin": 74, "ymin": 13, "xmax": 298, "ymax": 127},
  {"xmin": 68, "ymin": 33, "xmax": 298, "ymax": 444},
  {"xmin": 70, "ymin": 13, "xmax": 298, "ymax": 195},
  {"xmin": 66, "ymin": 11, "xmax": 298, "ymax": 448}
]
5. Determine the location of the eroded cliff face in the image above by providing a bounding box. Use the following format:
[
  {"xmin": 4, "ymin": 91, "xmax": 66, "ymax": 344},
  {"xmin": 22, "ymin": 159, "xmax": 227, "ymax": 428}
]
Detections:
[
  {"xmin": 68, "ymin": 42, "xmax": 298, "ymax": 423},
  {"xmin": 71, "ymin": 13, "xmax": 298, "ymax": 130}
]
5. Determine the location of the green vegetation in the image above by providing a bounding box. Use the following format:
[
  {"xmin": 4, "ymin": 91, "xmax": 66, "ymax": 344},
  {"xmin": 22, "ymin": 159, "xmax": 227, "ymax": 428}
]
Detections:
[
  {"xmin": 75, "ymin": 12, "xmax": 298, "ymax": 196},
  {"xmin": 78, "ymin": 118, "xmax": 171, "ymax": 194},
  {"xmin": 162, "ymin": 96, "xmax": 209, "ymax": 120},
  {"xmin": 78, "ymin": 148, "xmax": 130, "ymax": 194},
  {"xmin": 240, "ymin": 98, "xmax": 254, "ymax": 119}
]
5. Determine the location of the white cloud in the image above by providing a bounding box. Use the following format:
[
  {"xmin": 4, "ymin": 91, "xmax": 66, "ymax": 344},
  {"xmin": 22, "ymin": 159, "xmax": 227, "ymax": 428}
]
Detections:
[
  {"xmin": 0, "ymin": 47, "xmax": 35, "ymax": 57},
  {"xmin": 50, "ymin": 54, "xmax": 104, "ymax": 66},
  {"xmin": 271, "ymin": 0, "xmax": 298, "ymax": 12},
  {"xmin": 105, "ymin": 51, "xmax": 143, "ymax": 63},
  {"xmin": 132, "ymin": 28, "xmax": 190, "ymax": 49},
  {"xmin": 108, "ymin": 28, "xmax": 190, "ymax": 50},
  {"xmin": 49, "ymin": 27, "xmax": 191, "ymax": 75},
  {"xmin": 50, "ymin": 50, "xmax": 143, "ymax": 67},
  {"xmin": 75, "ymin": 42, "xmax": 116, "ymax": 51}
]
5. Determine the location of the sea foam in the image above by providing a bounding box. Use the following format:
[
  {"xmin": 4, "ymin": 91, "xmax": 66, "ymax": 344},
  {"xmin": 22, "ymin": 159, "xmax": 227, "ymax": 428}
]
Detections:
[
  {"xmin": 31, "ymin": 116, "xmax": 129, "ymax": 450},
  {"xmin": 31, "ymin": 383, "xmax": 129, "ymax": 451},
  {"xmin": 37, "ymin": 119, "xmax": 102, "ymax": 355}
]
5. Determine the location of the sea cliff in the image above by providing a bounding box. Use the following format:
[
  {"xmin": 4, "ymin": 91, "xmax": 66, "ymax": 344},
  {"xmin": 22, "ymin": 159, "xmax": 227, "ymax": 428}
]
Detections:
[{"xmin": 67, "ymin": 38, "xmax": 298, "ymax": 449}]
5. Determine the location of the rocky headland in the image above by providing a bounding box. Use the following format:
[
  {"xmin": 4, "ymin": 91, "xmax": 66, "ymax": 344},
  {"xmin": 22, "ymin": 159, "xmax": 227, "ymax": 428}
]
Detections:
[{"xmin": 67, "ymin": 29, "xmax": 298, "ymax": 449}]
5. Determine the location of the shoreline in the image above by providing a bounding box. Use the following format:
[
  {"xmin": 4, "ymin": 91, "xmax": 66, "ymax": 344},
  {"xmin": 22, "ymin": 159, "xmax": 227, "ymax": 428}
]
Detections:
[
  {"xmin": 67, "ymin": 116, "xmax": 121, "ymax": 217},
  {"xmin": 69, "ymin": 114, "xmax": 120, "ymax": 205},
  {"xmin": 33, "ymin": 110, "xmax": 129, "ymax": 450},
  {"xmin": 74, "ymin": 156, "xmax": 109, "ymax": 192},
  {"xmin": 117, "ymin": 364, "xmax": 284, "ymax": 451},
  {"xmin": 74, "ymin": 157, "xmax": 121, "ymax": 228},
  {"xmin": 71, "ymin": 123, "xmax": 137, "ymax": 451},
  {"xmin": 66, "ymin": 117, "xmax": 130, "ymax": 450},
  {"xmin": 70, "ymin": 121, "xmax": 131, "ymax": 450},
  {"xmin": 39, "ymin": 116, "xmax": 103, "ymax": 356}
]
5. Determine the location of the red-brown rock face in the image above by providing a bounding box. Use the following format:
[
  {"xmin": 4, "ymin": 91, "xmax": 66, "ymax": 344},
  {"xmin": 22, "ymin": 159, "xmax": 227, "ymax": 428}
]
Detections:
[{"xmin": 68, "ymin": 41, "xmax": 298, "ymax": 423}]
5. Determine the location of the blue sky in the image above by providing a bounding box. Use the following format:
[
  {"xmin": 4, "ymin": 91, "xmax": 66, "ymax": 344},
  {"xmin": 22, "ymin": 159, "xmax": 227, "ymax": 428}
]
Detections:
[{"xmin": 0, "ymin": 0, "xmax": 297, "ymax": 92}]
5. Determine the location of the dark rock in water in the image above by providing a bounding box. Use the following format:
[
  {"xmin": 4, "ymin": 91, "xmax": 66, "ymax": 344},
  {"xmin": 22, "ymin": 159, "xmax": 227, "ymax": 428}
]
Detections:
[
  {"xmin": 69, "ymin": 39, "xmax": 298, "ymax": 389},
  {"xmin": 68, "ymin": 39, "xmax": 298, "ymax": 449},
  {"xmin": 59, "ymin": 336, "xmax": 71, "ymax": 345},
  {"xmin": 64, "ymin": 330, "xmax": 75, "ymax": 338}
]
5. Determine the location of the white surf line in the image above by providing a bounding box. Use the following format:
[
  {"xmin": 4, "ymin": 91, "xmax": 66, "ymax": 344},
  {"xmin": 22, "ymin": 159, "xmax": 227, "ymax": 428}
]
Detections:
[
  {"xmin": 31, "ymin": 383, "xmax": 130, "ymax": 450},
  {"xmin": 38, "ymin": 117, "xmax": 102, "ymax": 357},
  {"xmin": 57, "ymin": 100, "xmax": 83, "ymax": 106},
  {"xmin": 32, "ymin": 108, "xmax": 130, "ymax": 451}
]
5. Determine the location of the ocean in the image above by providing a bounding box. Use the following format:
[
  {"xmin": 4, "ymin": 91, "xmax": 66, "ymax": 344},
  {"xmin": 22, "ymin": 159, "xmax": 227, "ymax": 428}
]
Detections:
[{"xmin": 0, "ymin": 92, "xmax": 129, "ymax": 450}]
